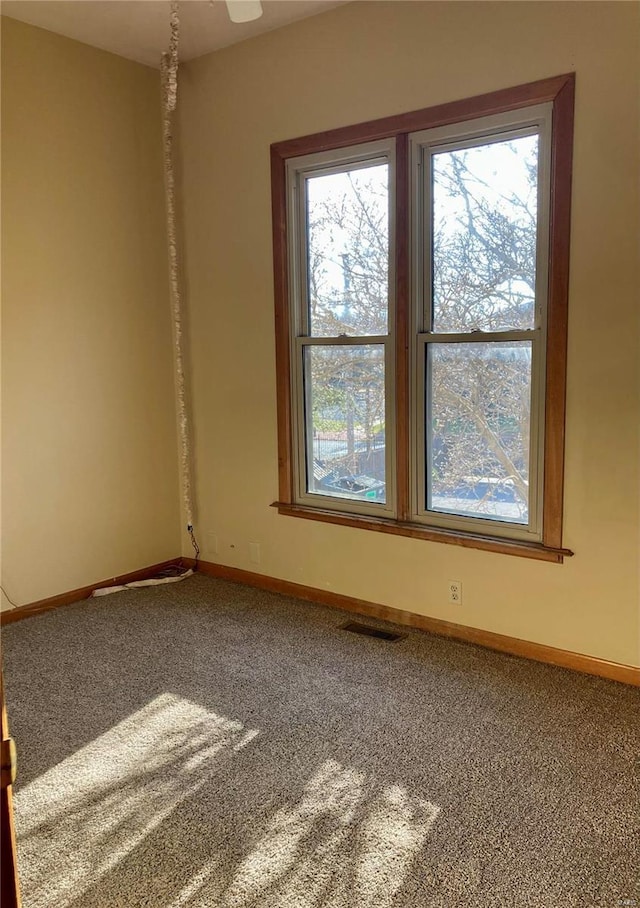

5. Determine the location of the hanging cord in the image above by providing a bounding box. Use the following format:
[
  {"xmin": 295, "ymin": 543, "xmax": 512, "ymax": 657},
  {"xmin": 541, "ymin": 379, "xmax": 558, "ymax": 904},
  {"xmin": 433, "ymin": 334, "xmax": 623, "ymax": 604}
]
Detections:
[
  {"xmin": 188, "ymin": 526, "xmax": 200, "ymax": 568},
  {"xmin": 161, "ymin": 2, "xmax": 200, "ymax": 571}
]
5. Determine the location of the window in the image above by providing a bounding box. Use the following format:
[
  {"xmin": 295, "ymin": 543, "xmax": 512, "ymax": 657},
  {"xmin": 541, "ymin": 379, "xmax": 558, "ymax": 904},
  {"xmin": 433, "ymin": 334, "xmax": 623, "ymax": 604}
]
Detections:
[{"xmin": 271, "ymin": 75, "xmax": 574, "ymax": 562}]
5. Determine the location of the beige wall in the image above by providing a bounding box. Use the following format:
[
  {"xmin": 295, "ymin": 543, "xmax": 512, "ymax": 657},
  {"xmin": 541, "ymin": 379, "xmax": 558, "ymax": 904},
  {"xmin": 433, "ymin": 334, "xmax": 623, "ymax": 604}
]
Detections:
[
  {"xmin": 178, "ymin": 1, "xmax": 640, "ymax": 666},
  {"xmin": 1, "ymin": 18, "xmax": 181, "ymax": 608}
]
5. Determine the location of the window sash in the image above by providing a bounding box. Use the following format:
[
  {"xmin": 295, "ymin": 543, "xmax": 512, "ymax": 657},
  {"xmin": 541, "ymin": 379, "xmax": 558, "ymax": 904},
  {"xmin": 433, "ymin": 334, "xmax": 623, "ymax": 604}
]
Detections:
[
  {"xmin": 293, "ymin": 336, "xmax": 396, "ymax": 516},
  {"xmin": 286, "ymin": 140, "xmax": 396, "ymax": 339},
  {"xmin": 413, "ymin": 332, "xmax": 544, "ymax": 541},
  {"xmin": 410, "ymin": 105, "xmax": 552, "ymax": 334},
  {"xmin": 409, "ymin": 105, "xmax": 552, "ymax": 539},
  {"xmin": 286, "ymin": 140, "xmax": 397, "ymax": 517}
]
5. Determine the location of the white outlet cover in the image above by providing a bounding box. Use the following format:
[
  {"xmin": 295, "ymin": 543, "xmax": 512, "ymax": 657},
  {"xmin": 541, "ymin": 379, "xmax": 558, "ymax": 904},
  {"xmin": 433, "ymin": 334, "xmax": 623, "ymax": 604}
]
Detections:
[{"xmin": 448, "ymin": 580, "xmax": 462, "ymax": 604}]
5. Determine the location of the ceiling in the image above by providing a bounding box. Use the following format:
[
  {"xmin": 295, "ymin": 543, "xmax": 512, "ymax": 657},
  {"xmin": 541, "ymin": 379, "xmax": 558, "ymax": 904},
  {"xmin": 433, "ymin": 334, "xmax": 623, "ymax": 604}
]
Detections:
[{"xmin": 0, "ymin": 0, "xmax": 348, "ymax": 68}]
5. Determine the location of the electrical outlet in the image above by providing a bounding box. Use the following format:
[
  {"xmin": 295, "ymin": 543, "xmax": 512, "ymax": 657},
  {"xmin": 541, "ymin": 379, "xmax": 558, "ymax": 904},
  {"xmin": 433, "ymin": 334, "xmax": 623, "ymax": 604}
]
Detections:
[
  {"xmin": 206, "ymin": 532, "xmax": 218, "ymax": 556},
  {"xmin": 448, "ymin": 580, "xmax": 462, "ymax": 605},
  {"xmin": 249, "ymin": 542, "xmax": 261, "ymax": 564}
]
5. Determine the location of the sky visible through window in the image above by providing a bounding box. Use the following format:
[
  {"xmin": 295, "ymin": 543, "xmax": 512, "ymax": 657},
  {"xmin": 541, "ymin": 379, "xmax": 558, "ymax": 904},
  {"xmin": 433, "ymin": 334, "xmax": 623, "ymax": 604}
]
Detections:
[{"xmin": 303, "ymin": 135, "xmax": 538, "ymax": 522}]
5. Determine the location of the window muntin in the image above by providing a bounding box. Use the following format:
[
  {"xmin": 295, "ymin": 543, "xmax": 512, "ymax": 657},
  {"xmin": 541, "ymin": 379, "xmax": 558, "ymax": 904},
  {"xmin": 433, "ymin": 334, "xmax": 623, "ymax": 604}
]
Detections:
[{"xmin": 287, "ymin": 140, "xmax": 396, "ymax": 517}]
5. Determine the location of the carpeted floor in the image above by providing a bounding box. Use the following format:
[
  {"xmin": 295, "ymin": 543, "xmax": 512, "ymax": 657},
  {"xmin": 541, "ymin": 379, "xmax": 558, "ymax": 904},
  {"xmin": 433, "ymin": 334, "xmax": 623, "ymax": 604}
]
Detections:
[{"xmin": 2, "ymin": 574, "xmax": 639, "ymax": 908}]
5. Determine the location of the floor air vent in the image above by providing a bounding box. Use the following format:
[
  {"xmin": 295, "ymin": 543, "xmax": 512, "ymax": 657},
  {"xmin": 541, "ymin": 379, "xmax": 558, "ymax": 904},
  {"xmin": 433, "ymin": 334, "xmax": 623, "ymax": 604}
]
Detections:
[{"xmin": 340, "ymin": 621, "xmax": 404, "ymax": 641}]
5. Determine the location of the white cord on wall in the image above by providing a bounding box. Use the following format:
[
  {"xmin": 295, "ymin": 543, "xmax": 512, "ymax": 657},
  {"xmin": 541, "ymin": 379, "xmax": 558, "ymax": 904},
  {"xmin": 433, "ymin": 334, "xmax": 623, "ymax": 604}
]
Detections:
[
  {"xmin": 161, "ymin": 2, "xmax": 200, "ymax": 566},
  {"xmin": 95, "ymin": 2, "xmax": 200, "ymax": 599},
  {"xmin": 3, "ymin": 4, "xmax": 199, "ymax": 610}
]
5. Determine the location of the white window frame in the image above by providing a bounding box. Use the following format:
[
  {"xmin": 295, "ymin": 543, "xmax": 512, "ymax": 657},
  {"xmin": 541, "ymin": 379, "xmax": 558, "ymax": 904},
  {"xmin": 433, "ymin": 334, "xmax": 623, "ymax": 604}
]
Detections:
[
  {"xmin": 285, "ymin": 139, "xmax": 397, "ymax": 518},
  {"xmin": 409, "ymin": 104, "xmax": 553, "ymax": 542}
]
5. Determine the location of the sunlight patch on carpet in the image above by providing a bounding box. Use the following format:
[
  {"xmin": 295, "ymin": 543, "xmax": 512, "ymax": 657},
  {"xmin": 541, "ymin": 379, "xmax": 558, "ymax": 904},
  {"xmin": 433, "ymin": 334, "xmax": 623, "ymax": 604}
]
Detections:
[
  {"xmin": 14, "ymin": 693, "xmax": 258, "ymax": 908},
  {"xmin": 222, "ymin": 759, "xmax": 440, "ymax": 908}
]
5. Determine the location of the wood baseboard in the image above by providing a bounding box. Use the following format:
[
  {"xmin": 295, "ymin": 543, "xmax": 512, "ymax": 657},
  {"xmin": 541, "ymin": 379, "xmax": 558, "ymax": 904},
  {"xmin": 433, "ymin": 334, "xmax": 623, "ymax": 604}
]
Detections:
[
  {"xmin": 0, "ymin": 559, "xmax": 185, "ymax": 625},
  {"xmin": 4, "ymin": 556, "xmax": 637, "ymax": 686},
  {"xmin": 184, "ymin": 559, "xmax": 640, "ymax": 687}
]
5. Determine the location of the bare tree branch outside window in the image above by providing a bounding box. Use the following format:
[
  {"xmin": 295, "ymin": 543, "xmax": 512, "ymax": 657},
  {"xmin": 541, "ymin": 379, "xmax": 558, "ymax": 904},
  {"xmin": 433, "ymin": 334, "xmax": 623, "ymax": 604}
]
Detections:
[{"xmin": 305, "ymin": 136, "xmax": 538, "ymax": 522}]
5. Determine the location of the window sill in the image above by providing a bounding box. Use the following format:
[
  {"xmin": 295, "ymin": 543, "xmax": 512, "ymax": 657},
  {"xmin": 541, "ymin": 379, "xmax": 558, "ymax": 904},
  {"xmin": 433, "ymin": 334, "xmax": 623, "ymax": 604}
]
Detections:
[{"xmin": 271, "ymin": 502, "xmax": 573, "ymax": 563}]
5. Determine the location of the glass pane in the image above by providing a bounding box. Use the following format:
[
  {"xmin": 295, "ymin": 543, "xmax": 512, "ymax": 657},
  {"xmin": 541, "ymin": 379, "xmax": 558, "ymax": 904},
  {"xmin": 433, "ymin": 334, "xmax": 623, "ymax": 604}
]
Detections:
[
  {"xmin": 305, "ymin": 345, "xmax": 386, "ymax": 504},
  {"xmin": 432, "ymin": 134, "xmax": 538, "ymax": 333},
  {"xmin": 427, "ymin": 342, "xmax": 532, "ymax": 524},
  {"xmin": 306, "ymin": 164, "xmax": 388, "ymax": 337}
]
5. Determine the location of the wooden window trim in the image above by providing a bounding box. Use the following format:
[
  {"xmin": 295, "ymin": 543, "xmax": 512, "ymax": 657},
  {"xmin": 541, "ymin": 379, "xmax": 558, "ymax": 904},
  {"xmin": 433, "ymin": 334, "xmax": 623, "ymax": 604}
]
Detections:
[{"xmin": 271, "ymin": 74, "xmax": 575, "ymax": 563}]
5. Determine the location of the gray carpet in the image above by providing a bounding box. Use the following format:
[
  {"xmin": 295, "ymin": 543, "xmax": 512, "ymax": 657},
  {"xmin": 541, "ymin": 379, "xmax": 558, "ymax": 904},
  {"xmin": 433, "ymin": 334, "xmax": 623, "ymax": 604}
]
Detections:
[{"xmin": 2, "ymin": 573, "xmax": 639, "ymax": 908}]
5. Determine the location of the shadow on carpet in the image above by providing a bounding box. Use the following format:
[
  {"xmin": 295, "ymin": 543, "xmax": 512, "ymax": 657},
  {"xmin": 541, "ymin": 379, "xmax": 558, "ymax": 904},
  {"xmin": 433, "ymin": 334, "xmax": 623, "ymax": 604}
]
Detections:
[{"xmin": 2, "ymin": 574, "xmax": 639, "ymax": 908}]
